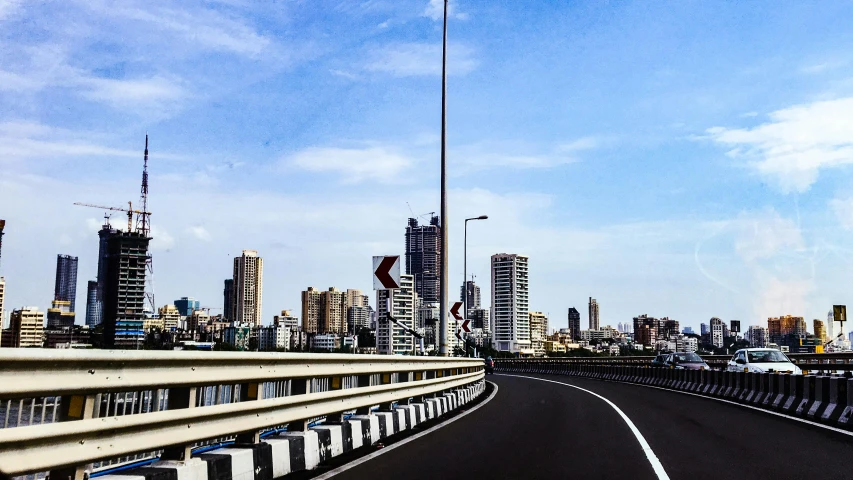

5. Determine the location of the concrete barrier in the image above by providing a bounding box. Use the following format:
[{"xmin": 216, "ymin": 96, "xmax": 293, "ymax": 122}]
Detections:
[
  {"xmin": 820, "ymin": 377, "xmax": 849, "ymax": 427},
  {"xmin": 795, "ymin": 376, "xmax": 816, "ymax": 417},
  {"xmin": 806, "ymin": 376, "xmax": 831, "ymax": 421},
  {"xmin": 781, "ymin": 375, "xmax": 803, "ymax": 415}
]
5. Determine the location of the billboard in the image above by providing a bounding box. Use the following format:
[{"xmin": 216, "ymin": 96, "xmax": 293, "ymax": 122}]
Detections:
[
  {"xmin": 730, "ymin": 320, "xmax": 741, "ymax": 334},
  {"xmin": 833, "ymin": 305, "xmax": 847, "ymax": 323}
]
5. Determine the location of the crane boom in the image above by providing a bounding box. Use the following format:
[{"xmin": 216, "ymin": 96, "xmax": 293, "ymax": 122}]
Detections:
[{"xmin": 74, "ymin": 201, "xmax": 151, "ymax": 233}]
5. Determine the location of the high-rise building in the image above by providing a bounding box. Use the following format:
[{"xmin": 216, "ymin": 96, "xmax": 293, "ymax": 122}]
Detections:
[
  {"xmin": 661, "ymin": 318, "xmax": 680, "ymax": 339},
  {"xmin": 746, "ymin": 325, "xmax": 767, "ymax": 347},
  {"xmin": 232, "ymin": 250, "xmax": 263, "ymax": 327},
  {"xmin": 700, "ymin": 323, "xmax": 709, "ymax": 336},
  {"xmin": 828, "ymin": 310, "xmax": 835, "ymax": 344},
  {"xmin": 346, "ymin": 289, "xmax": 368, "ymax": 308},
  {"xmin": 174, "ymin": 297, "xmax": 200, "ymax": 316},
  {"xmin": 223, "ymin": 279, "xmax": 234, "ymax": 322},
  {"xmin": 54, "ymin": 254, "xmax": 78, "ymax": 312},
  {"xmin": 469, "ymin": 308, "xmax": 490, "ymax": 331},
  {"xmin": 588, "ymin": 297, "xmax": 599, "ymax": 330},
  {"xmin": 10, "ymin": 307, "xmax": 45, "ymax": 348},
  {"xmin": 814, "ymin": 319, "xmax": 827, "ymax": 342},
  {"xmin": 568, "ymin": 307, "xmax": 581, "ymax": 340},
  {"xmin": 85, "ymin": 281, "xmax": 100, "ymax": 327},
  {"xmin": 767, "ymin": 315, "xmax": 807, "ymax": 344},
  {"xmin": 633, "ymin": 314, "xmax": 658, "ymax": 346},
  {"xmin": 94, "ymin": 221, "xmax": 119, "ymax": 328},
  {"xmin": 529, "ymin": 311, "xmax": 548, "ymax": 357},
  {"xmin": 377, "ymin": 274, "xmax": 417, "ymax": 354},
  {"xmin": 301, "ymin": 287, "xmax": 347, "ymax": 334},
  {"xmin": 0, "ymin": 277, "xmax": 5, "ymax": 330},
  {"xmin": 491, "ymin": 253, "xmax": 531, "ymax": 355},
  {"xmin": 460, "ymin": 280, "xmax": 481, "ymax": 310},
  {"xmin": 710, "ymin": 317, "xmax": 724, "ymax": 348},
  {"xmin": 682, "ymin": 326, "xmax": 695, "ymax": 335},
  {"xmin": 47, "ymin": 300, "xmax": 75, "ymax": 328},
  {"xmin": 348, "ymin": 306, "xmax": 371, "ymax": 332},
  {"xmin": 102, "ymin": 231, "xmax": 150, "ymax": 348},
  {"xmin": 405, "ymin": 216, "xmax": 441, "ymax": 303}
]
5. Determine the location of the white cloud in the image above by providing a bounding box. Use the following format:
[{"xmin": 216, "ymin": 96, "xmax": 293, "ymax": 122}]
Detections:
[
  {"xmin": 454, "ymin": 137, "xmax": 597, "ymax": 172},
  {"xmin": 285, "ymin": 145, "xmax": 416, "ymax": 184},
  {"xmin": 830, "ymin": 196, "xmax": 853, "ymax": 230},
  {"xmin": 81, "ymin": 0, "xmax": 273, "ymax": 57},
  {"xmin": 80, "ymin": 75, "xmax": 187, "ymax": 110},
  {"xmin": 187, "ymin": 226, "xmax": 212, "ymax": 242},
  {"xmin": 0, "ymin": 0, "xmax": 22, "ymax": 21},
  {"xmin": 704, "ymin": 97, "xmax": 853, "ymax": 193},
  {"xmin": 0, "ymin": 121, "xmax": 138, "ymax": 161},
  {"xmin": 423, "ymin": 0, "xmax": 467, "ymax": 21},
  {"xmin": 365, "ymin": 42, "xmax": 477, "ymax": 76},
  {"xmin": 733, "ymin": 209, "xmax": 804, "ymax": 262}
]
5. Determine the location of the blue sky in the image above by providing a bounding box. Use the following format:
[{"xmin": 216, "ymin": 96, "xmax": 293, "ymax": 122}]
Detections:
[{"xmin": 4, "ymin": 0, "xmax": 853, "ymax": 332}]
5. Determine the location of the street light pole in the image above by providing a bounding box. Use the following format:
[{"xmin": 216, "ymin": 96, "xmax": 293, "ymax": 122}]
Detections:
[
  {"xmin": 464, "ymin": 215, "xmax": 488, "ymax": 357},
  {"xmin": 439, "ymin": 0, "xmax": 450, "ymax": 356}
]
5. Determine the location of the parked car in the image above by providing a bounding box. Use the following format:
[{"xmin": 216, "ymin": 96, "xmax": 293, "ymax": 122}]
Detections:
[
  {"xmin": 651, "ymin": 354, "xmax": 669, "ymax": 368},
  {"xmin": 726, "ymin": 348, "xmax": 802, "ymax": 374},
  {"xmin": 663, "ymin": 352, "xmax": 711, "ymax": 370},
  {"xmin": 484, "ymin": 356, "xmax": 495, "ymax": 375}
]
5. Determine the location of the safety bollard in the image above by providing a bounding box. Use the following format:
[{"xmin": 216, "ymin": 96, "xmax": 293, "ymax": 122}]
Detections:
[
  {"xmin": 806, "ymin": 376, "xmax": 831, "ymax": 421},
  {"xmin": 795, "ymin": 375, "xmax": 816, "ymax": 417},
  {"xmin": 821, "ymin": 377, "xmax": 848, "ymax": 426}
]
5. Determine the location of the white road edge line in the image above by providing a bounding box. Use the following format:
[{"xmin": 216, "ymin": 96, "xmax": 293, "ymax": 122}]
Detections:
[
  {"xmin": 314, "ymin": 382, "xmax": 499, "ymax": 479},
  {"xmin": 549, "ymin": 372, "xmax": 853, "ymax": 437},
  {"xmin": 500, "ymin": 374, "xmax": 671, "ymax": 480}
]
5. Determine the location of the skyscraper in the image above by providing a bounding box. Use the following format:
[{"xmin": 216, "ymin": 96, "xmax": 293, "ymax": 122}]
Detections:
[
  {"xmin": 232, "ymin": 250, "xmax": 263, "ymax": 327},
  {"xmin": 377, "ymin": 274, "xmax": 416, "ymax": 354},
  {"xmin": 94, "ymin": 220, "xmax": 118, "ymax": 327},
  {"xmin": 405, "ymin": 216, "xmax": 440, "ymax": 304},
  {"xmin": 491, "ymin": 253, "xmax": 531, "ymax": 355},
  {"xmin": 588, "ymin": 297, "xmax": 599, "ymax": 330},
  {"xmin": 223, "ymin": 279, "xmax": 234, "ymax": 322},
  {"xmin": 54, "ymin": 254, "xmax": 78, "ymax": 312},
  {"xmin": 568, "ymin": 307, "xmax": 581, "ymax": 340},
  {"xmin": 85, "ymin": 280, "xmax": 100, "ymax": 327},
  {"xmin": 460, "ymin": 280, "xmax": 481, "ymax": 310},
  {"xmin": 102, "ymin": 231, "xmax": 150, "ymax": 348},
  {"xmin": 174, "ymin": 297, "xmax": 200, "ymax": 316}
]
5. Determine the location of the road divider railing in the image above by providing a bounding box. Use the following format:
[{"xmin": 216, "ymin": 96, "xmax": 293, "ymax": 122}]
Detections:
[
  {"xmin": 0, "ymin": 350, "xmax": 485, "ymax": 480},
  {"xmin": 496, "ymin": 358, "xmax": 853, "ymax": 431}
]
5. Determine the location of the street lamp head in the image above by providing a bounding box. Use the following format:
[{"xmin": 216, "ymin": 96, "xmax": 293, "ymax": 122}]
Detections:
[{"xmin": 477, "ymin": 215, "xmax": 489, "ymax": 220}]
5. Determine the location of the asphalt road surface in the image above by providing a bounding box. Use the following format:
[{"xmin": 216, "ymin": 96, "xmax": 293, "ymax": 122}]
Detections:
[{"xmin": 330, "ymin": 373, "xmax": 853, "ymax": 480}]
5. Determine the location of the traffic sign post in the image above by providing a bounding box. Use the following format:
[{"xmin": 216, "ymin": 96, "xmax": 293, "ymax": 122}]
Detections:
[{"xmin": 373, "ymin": 256, "xmax": 401, "ymax": 290}]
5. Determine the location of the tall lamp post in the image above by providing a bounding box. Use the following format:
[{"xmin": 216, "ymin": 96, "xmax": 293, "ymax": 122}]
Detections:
[
  {"xmin": 439, "ymin": 0, "xmax": 450, "ymax": 356},
  {"xmin": 464, "ymin": 215, "xmax": 488, "ymax": 356}
]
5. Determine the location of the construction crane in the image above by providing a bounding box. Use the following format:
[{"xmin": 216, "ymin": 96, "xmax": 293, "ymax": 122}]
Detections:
[{"xmin": 74, "ymin": 201, "xmax": 151, "ymax": 233}]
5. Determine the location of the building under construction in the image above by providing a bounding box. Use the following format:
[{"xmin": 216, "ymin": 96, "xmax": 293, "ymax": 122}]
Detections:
[
  {"xmin": 101, "ymin": 230, "xmax": 150, "ymax": 348},
  {"xmin": 405, "ymin": 216, "xmax": 441, "ymax": 304}
]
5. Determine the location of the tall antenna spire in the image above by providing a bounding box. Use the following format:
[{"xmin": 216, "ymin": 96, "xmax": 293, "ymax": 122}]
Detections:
[{"xmin": 136, "ymin": 134, "xmax": 150, "ymax": 237}]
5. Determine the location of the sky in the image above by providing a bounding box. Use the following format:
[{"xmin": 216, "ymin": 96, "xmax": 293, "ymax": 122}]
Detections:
[{"xmin": 3, "ymin": 0, "xmax": 853, "ymax": 333}]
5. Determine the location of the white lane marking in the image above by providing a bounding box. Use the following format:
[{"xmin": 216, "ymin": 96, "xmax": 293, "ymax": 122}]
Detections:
[
  {"xmin": 315, "ymin": 382, "xmax": 498, "ymax": 479},
  {"xmin": 500, "ymin": 374, "xmax": 671, "ymax": 480},
  {"xmin": 562, "ymin": 373, "xmax": 853, "ymax": 438}
]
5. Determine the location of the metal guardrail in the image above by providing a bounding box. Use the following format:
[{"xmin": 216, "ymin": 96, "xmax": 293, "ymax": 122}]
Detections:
[
  {"xmin": 495, "ymin": 353, "xmax": 853, "ymax": 371},
  {"xmin": 0, "ymin": 350, "xmax": 484, "ymax": 477}
]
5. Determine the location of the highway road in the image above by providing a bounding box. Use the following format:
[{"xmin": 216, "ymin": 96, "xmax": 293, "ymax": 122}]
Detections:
[{"xmin": 326, "ymin": 373, "xmax": 853, "ymax": 480}]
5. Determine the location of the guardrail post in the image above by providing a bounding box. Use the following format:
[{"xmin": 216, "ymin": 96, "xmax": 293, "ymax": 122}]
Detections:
[
  {"xmin": 159, "ymin": 386, "xmax": 198, "ymax": 461},
  {"xmin": 48, "ymin": 394, "xmax": 98, "ymax": 480}
]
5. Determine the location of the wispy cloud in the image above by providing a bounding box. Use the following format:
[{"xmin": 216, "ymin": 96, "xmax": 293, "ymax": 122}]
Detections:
[
  {"xmin": 364, "ymin": 42, "xmax": 477, "ymax": 76},
  {"xmin": 0, "ymin": 121, "xmax": 138, "ymax": 160},
  {"xmin": 285, "ymin": 144, "xmax": 416, "ymax": 184},
  {"xmin": 80, "ymin": 0, "xmax": 274, "ymax": 58},
  {"xmin": 704, "ymin": 97, "xmax": 853, "ymax": 193},
  {"xmin": 455, "ymin": 137, "xmax": 599, "ymax": 172}
]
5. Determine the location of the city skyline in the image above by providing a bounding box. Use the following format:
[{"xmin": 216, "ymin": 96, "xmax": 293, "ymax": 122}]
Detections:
[{"xmin": 5, "ymin": 2, "xmax": 853, "ymax": 331}]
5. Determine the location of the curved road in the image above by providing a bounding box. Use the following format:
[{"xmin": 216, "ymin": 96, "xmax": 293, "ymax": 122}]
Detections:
[{"xmin": 330, "ymin": 373, "xmax": 853, "ymax": 480}]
